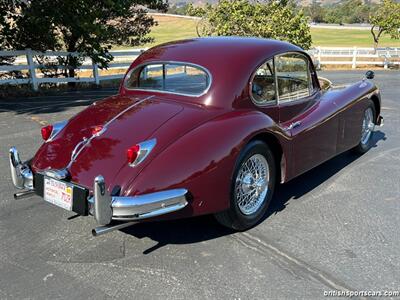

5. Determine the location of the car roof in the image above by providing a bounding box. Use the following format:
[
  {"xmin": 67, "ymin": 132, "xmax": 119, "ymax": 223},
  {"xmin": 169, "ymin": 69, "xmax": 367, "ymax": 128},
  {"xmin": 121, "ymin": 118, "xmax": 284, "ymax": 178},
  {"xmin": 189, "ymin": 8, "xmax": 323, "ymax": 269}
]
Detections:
[
  {"xmin": 124, "ymin": 37, "xmax": 305, "ymax": 108},
  {"xmin": 136, "ymin": 37, "xmax": 302, "ymax": 70}
]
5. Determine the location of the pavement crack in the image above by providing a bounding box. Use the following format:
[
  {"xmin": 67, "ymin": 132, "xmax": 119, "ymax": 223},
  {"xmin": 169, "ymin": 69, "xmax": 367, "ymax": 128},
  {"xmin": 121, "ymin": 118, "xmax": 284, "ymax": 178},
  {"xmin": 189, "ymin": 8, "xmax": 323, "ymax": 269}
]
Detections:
[{"xmin": 231, "ymin": 231, "xmax": 368, "ymax": 299}]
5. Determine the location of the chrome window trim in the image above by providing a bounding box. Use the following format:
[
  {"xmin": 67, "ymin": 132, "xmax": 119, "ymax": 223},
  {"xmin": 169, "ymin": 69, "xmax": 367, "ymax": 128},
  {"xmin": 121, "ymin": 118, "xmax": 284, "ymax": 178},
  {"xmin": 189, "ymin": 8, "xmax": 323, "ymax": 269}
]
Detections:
[
  {"xmin": 123, "ymin": 61, "xmax": 212, "ymax": 98},
  {"xmin": 249, "ymin": 58, "xmax": 278, "ymax": 107},
  {"xmin": 274, "ymin": 51, "xmax": 314, "ymax": 105}
]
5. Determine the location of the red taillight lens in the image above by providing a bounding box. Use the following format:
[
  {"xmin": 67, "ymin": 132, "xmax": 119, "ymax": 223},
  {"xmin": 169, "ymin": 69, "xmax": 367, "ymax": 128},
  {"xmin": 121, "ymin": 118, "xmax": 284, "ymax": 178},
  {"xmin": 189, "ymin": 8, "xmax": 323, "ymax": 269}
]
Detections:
[
  {"xmin": 91, "ymin": 125, "xmax": 103, "ymax": 136},
  {"xmin": 41, "ymin": 125, "xmax": 53, "ymax": 141},
  {"xmin": 127, "ymin": 144, "xmax": 140, "ymax": 164}
]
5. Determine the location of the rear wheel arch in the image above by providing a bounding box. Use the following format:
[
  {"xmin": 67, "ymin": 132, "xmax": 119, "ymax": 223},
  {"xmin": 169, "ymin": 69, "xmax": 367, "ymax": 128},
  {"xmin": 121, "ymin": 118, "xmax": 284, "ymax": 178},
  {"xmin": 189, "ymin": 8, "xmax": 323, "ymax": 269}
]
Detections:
[
  {"xmin": 249, "ymin": 132, "xmax": 284, "ymax": 183},
  {"xmin": 370, "ymin": 94, "xmax": 380, "ymax": 123}
]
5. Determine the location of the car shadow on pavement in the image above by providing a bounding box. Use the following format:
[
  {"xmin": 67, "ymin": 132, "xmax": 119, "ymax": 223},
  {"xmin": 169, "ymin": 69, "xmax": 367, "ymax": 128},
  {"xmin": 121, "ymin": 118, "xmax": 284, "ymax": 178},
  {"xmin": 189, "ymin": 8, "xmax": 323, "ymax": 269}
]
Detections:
[
  {"xmin": 0, "ymin": 88, "xmax": 117, "ymax": 115},
  {"xmin": 122, "ymin": 130, "xmax": 386, "ymax": 254},
  {"xmin": 263, "ymin": 130, "xmax": 386, "ymax": 220},
  {"xmin": 122, "ymin": 215, "xmax": 235, "ymax": 254}
]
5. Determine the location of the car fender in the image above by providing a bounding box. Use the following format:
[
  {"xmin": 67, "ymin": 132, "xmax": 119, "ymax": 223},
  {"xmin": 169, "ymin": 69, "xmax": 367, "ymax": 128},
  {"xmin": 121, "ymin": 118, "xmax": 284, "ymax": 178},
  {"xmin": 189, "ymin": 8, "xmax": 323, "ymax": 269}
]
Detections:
[{"xmin": 124, "ymin": 109, "xmax": 290, "ymax": 218}]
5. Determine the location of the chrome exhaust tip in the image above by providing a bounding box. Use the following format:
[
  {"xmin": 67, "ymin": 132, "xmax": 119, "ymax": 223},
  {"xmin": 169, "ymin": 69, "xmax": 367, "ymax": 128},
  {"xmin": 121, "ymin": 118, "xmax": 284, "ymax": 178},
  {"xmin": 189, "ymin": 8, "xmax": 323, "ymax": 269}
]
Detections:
[
  {"xmin": 14, "ymin": 190, "xmax": 35, "ymax": 200},
  {"xmin": 92, "ymin": 221, "xmax": 136, "ymax": 237}
]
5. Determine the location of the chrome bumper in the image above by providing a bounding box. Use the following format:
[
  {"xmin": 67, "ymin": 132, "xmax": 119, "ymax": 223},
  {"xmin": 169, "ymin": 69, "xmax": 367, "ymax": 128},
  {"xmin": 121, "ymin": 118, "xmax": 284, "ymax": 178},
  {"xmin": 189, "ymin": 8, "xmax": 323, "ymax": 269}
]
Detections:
[
  {"xmin": 9, "ymin": 147, "xmax": 188, "ymax": 230},
  {"xmin": 89, "ymin": 175, "xmax": 188, "ymax": 226},
  {"xmin": 9, "ymin": 147, "xmax": 33, "ymax": 190}
]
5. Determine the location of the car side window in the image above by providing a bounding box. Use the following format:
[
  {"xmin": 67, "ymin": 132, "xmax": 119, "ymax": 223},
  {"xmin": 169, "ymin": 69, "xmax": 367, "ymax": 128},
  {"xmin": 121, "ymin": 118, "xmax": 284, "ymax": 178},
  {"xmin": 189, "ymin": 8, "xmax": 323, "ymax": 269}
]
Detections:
[
  {"xmin": 275, "ymin": 53, "xmax": 312, "ymax": 102},
  {"xmin": 251, "ymin": 59, "xmax": 276, "ymax": 105}
]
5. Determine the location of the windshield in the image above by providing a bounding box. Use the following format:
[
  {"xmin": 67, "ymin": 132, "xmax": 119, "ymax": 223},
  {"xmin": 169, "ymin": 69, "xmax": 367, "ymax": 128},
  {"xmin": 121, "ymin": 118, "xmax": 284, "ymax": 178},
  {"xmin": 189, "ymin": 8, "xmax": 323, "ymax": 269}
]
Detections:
[{"xmin": 124, "ymin": 62, "xmax": 211, "ymax": 96}]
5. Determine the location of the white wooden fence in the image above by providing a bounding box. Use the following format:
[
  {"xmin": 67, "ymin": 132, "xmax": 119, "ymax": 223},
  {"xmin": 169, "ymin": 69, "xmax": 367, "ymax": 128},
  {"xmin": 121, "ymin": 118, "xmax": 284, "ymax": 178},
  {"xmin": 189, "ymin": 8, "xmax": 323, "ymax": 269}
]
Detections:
[
  {"xmin": 1, "ymin": 46, "xmax": 399, "ymax": 91},
  {"xmin": 0, "ymin": 48, "xmax": 144, "ymax": 91},
  {"xmin": 310, "ymin": 46, "xmax": 400, "ymax": 69}
]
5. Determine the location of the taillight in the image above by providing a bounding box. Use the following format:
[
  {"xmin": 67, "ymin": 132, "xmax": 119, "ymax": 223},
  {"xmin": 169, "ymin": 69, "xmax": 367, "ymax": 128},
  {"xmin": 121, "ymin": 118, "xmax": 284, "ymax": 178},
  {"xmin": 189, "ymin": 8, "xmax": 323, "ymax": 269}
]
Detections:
[
  {"xmin": 127, "ymin": 145, "xmax": 140, "ymax": 164},
  {"xmin": 126, "ymin": 138, "xmax": 157, "ymax": 167},
  {"xmin": 41, "ymin": 125, "xmax": 53, "ymax": 141},
  {"xmin": 91, "ymin": 125, "xmax": 104, "ymax": 136}
]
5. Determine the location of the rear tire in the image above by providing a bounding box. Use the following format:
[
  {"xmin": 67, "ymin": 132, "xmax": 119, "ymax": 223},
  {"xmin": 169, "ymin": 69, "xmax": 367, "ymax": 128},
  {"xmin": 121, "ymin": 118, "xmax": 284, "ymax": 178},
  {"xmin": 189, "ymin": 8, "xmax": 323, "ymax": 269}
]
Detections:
[
  {"xmin": 353, "ymin": 100, "xmax": 376, "ymax": 154},
  {"xmin": 214, "ymin": 140, "xmax": 276, "ymax": 231}
]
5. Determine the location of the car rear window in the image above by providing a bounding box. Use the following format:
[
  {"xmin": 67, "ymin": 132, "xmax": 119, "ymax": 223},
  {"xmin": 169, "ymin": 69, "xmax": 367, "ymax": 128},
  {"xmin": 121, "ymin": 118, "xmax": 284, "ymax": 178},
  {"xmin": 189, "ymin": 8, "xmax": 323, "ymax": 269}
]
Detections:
[{"xmin": 124, "ymin": 63, "xmax": 211, "ymax": 96}]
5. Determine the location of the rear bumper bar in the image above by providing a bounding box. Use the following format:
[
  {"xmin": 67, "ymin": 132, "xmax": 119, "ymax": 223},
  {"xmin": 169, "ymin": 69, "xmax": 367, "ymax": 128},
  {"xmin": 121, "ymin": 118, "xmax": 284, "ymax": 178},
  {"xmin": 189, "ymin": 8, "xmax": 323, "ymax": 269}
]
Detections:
[
  {"xmin": 9, "ymin": 147, "xmax": 189, "ymax": 227},
  {"xmin": 89, "ymin": 175, "xmax": 188, "ymax": 226}
]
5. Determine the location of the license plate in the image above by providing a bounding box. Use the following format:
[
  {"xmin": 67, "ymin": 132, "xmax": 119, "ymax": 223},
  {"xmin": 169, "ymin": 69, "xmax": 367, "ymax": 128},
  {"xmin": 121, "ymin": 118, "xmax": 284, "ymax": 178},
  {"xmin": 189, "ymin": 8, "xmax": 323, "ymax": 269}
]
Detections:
[{"xmin": 44, "ymin": 177, "xmax": 73, "ymax": 211}]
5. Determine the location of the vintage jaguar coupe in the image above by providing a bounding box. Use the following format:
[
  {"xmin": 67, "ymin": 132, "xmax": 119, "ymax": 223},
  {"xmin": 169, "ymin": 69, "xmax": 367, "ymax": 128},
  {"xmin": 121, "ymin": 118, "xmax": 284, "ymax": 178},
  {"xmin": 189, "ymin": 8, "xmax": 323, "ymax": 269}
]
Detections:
[{"xmin": 9, "ymin": 37, "xmax": 383, "ymax": 235}]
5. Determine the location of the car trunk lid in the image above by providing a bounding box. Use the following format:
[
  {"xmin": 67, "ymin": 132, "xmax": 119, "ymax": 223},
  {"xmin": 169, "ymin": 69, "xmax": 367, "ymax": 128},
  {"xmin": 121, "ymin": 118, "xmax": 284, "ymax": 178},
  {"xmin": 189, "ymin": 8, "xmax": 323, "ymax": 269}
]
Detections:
[{"xmin": 31, "ymin": 95, "xmax": 183, "ymax": 188}]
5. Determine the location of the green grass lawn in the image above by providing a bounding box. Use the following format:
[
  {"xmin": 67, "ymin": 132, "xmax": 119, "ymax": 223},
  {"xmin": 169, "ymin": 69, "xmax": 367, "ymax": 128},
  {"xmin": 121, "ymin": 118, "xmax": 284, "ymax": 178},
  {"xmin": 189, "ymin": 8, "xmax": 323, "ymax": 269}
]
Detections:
[
  {"xmin": 311, "ymin": 28, "xmax": 400, "ymax": 47},
  {"xmin": 114, "ymin": 15, "xmax": 400, "ymax": 49}
]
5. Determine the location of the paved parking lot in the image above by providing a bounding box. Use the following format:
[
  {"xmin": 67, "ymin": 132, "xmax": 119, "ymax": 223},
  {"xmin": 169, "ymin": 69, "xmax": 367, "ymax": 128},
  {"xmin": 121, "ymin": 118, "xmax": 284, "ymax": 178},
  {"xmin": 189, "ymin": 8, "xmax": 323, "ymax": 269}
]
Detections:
[{"xmin": 0, "ymin": 71, "xmax": 399, "ymax": 299}]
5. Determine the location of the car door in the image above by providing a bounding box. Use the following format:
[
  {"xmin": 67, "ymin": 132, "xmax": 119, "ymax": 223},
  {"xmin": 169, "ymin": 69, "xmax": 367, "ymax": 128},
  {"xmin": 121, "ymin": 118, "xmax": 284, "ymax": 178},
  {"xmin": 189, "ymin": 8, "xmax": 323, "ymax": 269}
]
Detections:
[{"xmin": 275, "ymin": 52, "xmax": 339, "ymax": 177}]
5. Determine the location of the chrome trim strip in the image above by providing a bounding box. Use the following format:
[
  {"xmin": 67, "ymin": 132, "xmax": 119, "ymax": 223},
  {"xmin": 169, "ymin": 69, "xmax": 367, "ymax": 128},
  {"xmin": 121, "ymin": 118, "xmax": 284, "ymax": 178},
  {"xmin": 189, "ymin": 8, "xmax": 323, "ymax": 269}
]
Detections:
[
  {"xmin": 123, "ymin": 61, "xmax": 212, "ymax": 98},
  {"xmin": 65, "ymin": 96, "xmax": 154, "ymax": 169},
  {"xmin": 103, "ymin": 96, "xmax": 153, "ymax": 128},
  {"xmin": 249, "ymin": 57, "xmax": 278, "ymax": 107},
  {"xmin": 43, "ymin": 168, "xmax": 70, "ymax": 180},
  {"xmin": 69, "ymin": 137, "xmax": 89, "ymax": 166}
]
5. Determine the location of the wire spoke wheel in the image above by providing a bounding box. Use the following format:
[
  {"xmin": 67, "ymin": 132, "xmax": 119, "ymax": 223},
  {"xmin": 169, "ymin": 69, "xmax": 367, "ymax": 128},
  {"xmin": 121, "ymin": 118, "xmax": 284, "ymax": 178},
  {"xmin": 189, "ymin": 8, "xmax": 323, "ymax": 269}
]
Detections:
[
  {"xmin": 235, "ymin": 154, "xmax": 269, "ymax": 215},
  {"xmin": 361, "ymin": 107, "xmax": 375, "ymax": 146}
]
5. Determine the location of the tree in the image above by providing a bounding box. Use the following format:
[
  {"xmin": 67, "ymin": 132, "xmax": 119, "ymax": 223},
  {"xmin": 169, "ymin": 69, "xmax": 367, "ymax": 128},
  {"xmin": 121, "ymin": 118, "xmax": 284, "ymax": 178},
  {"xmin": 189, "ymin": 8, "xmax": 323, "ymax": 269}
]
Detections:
[
  {"xmin": 307, "ymin": 1, "xmax": 325, "ymax": 23},
  {"xmin": 168, "ymin": 4, "xmax": 189, "ymax": 15},
  {"xmin": 0, "ymin": 0, "xmax": 18, "ymax": 77},
  {"xmin": 305, "ymin": 0, "xmax": 374, "ymax": 25},
  {"xmin": 186, "ymin": 3, "xmax": 209, "ymax": 17},
  {"xmin": 198, "ymin": 0, "xmax": 312, "ymax": 49},
  {"xmin": 0, "ymin": 0, "xmax": 167, "ymax": 81},
  {"xmin": 370, "ymin": 0, "xmax": 400, "ymax": 49}
]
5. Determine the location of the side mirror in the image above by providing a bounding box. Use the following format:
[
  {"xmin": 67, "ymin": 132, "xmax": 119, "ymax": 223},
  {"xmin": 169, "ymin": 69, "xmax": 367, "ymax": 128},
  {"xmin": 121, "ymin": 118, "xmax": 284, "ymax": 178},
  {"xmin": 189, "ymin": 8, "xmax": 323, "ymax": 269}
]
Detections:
[{"xmin": 365, "ymin": 70, "xmax": 375, "ymax": 80}]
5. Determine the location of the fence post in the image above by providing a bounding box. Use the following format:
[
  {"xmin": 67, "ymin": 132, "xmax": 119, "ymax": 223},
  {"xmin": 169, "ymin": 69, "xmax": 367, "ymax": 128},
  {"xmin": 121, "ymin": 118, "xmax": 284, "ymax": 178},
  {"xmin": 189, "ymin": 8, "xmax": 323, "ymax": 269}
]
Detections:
[
  {"xmin": 352, "ymin": 46, "xmax": 357, "ymax": 69},
  {"xmin": 383, "ymin": 49, "xmax": 390, "ymax": 69},
  {"xmin": 316, "ymin": 46, "xmax": 321, "ymax": 70},
  {"xmin": 26, "ymin": 48, "xmax": 38, "ymax": 91},
  {"xmin": 92, "ymin": 59, "xmax": 100, "ymax": 86}
]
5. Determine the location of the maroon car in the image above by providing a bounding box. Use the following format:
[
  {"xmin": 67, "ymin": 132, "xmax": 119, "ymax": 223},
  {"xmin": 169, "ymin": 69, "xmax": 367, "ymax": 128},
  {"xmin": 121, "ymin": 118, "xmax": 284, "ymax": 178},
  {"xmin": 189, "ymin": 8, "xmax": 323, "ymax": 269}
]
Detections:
[{"xmin": 9, "ymin": 37, "xmax": 384, "ymax": 235}]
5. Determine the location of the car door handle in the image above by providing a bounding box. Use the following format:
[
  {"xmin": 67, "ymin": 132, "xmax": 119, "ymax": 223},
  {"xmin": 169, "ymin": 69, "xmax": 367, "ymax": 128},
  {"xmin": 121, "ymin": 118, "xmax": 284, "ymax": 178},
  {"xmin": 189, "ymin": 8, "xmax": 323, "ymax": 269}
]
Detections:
[{"xmin": 286, "ymin": 121, "xmax": 302, "ymax": 131}]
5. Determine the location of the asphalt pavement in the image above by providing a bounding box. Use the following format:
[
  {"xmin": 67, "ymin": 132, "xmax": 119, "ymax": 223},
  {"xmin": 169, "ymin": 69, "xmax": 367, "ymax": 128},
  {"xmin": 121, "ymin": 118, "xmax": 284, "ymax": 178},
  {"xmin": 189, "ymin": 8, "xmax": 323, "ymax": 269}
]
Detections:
[{"xmin": 0, "ymin": 71, "xmax": 399, "ymax": 299}]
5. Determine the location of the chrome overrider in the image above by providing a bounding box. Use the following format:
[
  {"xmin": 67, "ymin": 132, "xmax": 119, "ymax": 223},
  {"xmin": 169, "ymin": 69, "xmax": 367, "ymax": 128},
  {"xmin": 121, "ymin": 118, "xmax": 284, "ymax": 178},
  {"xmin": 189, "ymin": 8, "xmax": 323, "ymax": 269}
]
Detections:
[
  {"xmin": 89, "ymin": 175, "xmax": 188, "ymax": 225},
  {"xmin": 9, "ymin": 146, "xmax": 189, "ymax": 235},
  {"xmin": 9, "ymin": 147, "xmax": 33, "ymax": 190}
]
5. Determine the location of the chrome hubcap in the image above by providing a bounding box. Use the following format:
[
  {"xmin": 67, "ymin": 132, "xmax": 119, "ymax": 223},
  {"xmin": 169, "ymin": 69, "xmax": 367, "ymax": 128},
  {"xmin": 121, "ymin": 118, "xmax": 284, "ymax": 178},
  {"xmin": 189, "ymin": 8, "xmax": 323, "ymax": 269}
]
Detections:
[
  {"xmin": 235, "ymin": 154, "xmax": 269, "ymax": 215},
  {"xmin": 361, "ymin": 107, "xmax": 375, "ymax": 145}
]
